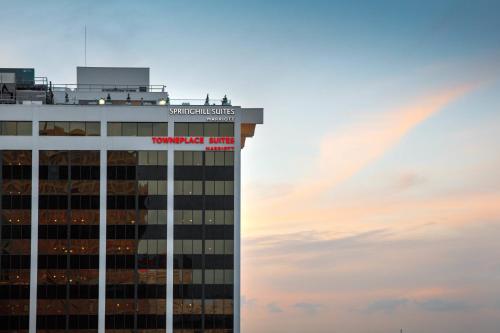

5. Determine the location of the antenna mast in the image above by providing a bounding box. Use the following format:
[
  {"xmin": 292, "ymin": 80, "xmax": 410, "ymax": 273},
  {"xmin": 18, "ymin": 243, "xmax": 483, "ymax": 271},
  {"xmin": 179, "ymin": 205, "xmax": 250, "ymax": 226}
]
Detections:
[{"xmin": 84, "ymin": 25, "xmax": 87, "ymax": 66}]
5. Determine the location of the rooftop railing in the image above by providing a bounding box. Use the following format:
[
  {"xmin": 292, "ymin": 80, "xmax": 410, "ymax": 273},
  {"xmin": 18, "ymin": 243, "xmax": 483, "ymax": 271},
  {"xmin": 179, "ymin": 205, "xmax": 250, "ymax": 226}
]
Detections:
[
  {"xmin": 169, "ymin": 99, "xmax": 231, "ymax": 106},
  {"xmin": 52, "ymin": 83, "xmax": 167, "ymax": 93}
]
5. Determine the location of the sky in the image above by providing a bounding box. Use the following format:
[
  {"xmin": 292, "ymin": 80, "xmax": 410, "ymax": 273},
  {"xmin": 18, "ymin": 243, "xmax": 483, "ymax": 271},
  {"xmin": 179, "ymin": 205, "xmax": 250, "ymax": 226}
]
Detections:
[{"xmin": 2, "ymin": 0, "xmax": 500, "ymax": 332}]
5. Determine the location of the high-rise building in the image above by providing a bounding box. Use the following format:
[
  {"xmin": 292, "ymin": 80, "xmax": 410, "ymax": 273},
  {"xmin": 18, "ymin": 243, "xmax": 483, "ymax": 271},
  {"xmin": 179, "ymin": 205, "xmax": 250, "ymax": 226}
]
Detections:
[{"xmin": 0, "ymin": 67, "xmax": 263, "ymax": 333}]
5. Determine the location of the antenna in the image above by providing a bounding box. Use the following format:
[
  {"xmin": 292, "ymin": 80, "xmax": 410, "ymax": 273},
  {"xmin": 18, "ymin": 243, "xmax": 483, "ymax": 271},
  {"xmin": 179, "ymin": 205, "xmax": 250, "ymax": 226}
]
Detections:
[{"xmin": 84, "ymin": 25, "xmax": 87, "ymax": 66}]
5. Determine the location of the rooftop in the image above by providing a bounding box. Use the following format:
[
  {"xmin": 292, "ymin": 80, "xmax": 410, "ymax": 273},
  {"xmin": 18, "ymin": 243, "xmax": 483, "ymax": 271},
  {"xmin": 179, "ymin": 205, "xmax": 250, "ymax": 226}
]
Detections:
[{"xmin": 0, "ymin": 66, "xmax": 232, "ymax": 106}]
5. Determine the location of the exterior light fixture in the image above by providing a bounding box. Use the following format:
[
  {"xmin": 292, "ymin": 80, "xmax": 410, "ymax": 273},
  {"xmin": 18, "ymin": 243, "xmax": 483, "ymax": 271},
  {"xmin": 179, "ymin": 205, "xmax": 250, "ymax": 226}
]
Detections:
[
  {"xmin": 98, "ymin": 98, "xmax": 105, "ymax": 105},
  {"xmin": 158, "ymin": 98, "xmax": 167, "ymax": 106}
]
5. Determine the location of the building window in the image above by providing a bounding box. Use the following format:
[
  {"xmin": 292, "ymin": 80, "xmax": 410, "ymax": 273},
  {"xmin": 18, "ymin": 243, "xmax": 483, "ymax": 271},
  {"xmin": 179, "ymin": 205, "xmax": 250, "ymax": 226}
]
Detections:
[
  {"xmin": 106, "ymin": 150, "xmax": 167, "ymax": 327},
  {"xmin": 174, "ymin": 151, "xmax": 203, "ymax": 166},
  {"xmin": 174, "ymin": 210, "xmax": 203, "ymax": 225},
  {"xmin": 107, "ymin": 122, "xmax": 168, "ymax": 136},
  {"xmin": 39, "ymin": 121, "xmax": 100, "ymax": 136},
  {"xmin": 205, "ymin": 210, "xmax": 234, "ymax": 225},
  {"xmin": 205, "ymin": 181, "xmax": 234, "ymax": 195},
  {"xmin": 174, "ymin": 180, "xmax": 203, "ymax": 195},
  {"xmin": 0, "ymin": 121, "xmax": 32, "ymax": 136},
  {"xmin": 205, "ymin": 151, "xmax": 234, "ymax": 166},
  {"xmin": 0, "ymin": 151, "xmax": 32, "ymax": 328},
  {"xmin": 174, "ymin": 122, "xmax": 234, "ymax": 136}
]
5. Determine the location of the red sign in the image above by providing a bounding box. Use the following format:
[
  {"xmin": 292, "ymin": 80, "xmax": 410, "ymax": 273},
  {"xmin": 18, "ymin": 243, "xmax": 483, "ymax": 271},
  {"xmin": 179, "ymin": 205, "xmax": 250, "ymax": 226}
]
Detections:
[
  {"xmin": 152, "ymin": 136, "xmax": 204, "ymax": 144},
  {"xmin": 151, "ymin": 136, "xmax": 235, "ymax": 151}
]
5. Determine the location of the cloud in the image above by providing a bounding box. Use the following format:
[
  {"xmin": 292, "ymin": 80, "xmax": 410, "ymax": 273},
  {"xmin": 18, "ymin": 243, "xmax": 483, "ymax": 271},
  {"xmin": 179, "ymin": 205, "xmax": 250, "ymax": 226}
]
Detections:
[
  {"xmin": 267, "ymin": 302, "xmax": 284, "ymax": 313},
  {"xmin": 416, "ymin": 299, "xmax": 472, "ymax": 312},
  {"xmin": 241, "ymin": 80, "xmax": 497, "ymax": 333},
  {"xmin": 244, "ymin": 84, "xmax": 479, "ymax": 236},
  {"xmin": 293, "ymin": 302, "xmax": 325, "ymax": 315},
  {"xmin": 245, "ymin": 228, "xmax": 391, "ymax": 258},
  {"xmin": 394, "ymin": 171, "xmax": 426, "ymax": 191},
  {"xmin": 364, "ymin": 298, "xmax": 409, "ymax": 313},
  {"xmin": 291, "ymin": 84, "xmax": 474, "ymax": 197},
  {"xmin": 363, "ymin": 298, "xmax": 473, "ymax": 314}
]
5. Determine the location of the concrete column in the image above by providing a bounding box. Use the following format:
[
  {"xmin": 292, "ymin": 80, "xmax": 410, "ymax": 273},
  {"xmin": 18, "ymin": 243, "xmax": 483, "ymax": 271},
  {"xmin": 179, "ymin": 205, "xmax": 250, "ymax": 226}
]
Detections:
[
  {"xmin": 166, "ymin": 121, "xmax": 175, "ymax": 333},
  {"xmin": 29, "ymin": 118, "xmax": 39, "ymax": 333},
  {"xmin": 98, "ymin": 119, "xmax": 107, "ymax": 333},
  {"xmin": 233, "ymin": 120, "xmax": 242, "ymax": 333}
]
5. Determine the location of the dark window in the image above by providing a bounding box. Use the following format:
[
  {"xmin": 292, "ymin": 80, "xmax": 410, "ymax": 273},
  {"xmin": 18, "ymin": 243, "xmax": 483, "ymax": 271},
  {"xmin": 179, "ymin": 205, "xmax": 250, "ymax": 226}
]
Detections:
[{"xmin": 138, "ymin": 225, "xmax": 167, "ymax": 239}]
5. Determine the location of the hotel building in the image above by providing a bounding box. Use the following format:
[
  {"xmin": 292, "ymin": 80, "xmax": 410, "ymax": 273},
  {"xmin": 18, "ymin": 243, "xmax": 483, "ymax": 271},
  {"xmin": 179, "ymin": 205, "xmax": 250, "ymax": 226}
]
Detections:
[{"xmin": 0, "ymin": 67, "xmax": 263, "ymax": 333}]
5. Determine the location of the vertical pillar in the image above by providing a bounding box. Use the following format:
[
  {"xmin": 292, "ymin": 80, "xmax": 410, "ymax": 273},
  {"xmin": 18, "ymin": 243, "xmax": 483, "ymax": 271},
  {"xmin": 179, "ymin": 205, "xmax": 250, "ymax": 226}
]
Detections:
[
  {"xmin": 98, "ymin": 121, "xmax": 107, "ymax": 333},
  {"xmin": 29, "ymin": 120, "xmax": 39, "ymax": 333},
  {"xmin": 233, "ymin": 120, "xmax": 242, "ymax": 333},
  {"xmin": 166, "ymin": 121, "xmax": 175, "ymax": 333}
]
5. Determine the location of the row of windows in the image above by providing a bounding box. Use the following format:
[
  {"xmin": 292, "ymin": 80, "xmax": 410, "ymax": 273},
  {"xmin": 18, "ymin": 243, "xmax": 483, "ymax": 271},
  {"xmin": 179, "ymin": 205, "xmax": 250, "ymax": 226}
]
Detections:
[
  {"xmin": 106, "ymin": 284, "xmax": 166, "ymax": 299},
  {"xmin": 39, "ymin": 165, "xmax": 100, "ymax": 180},
  {"xmin": 2, "ymin": 181, "xmax": 31, "ymax": 195},
  {"xmin": 0, "ymin": 150, "xmax": 31, "ymax": 164},
  {"xmin": 174, "ymin": 269, "xmax": 234, "ymax": 285},
  {"xmin": 0, "ymin": 225, "xmax": 31, "ymax": 239},
  {"xmin": 0, "ymin": 209, "xmax": 31, "ymax": 222},
  {"xmin": 107, "ymin": 165, "xmax": 167, "ymax": 180},
  {"xmin": 107, "ymin": 195, "xmax": 167, "ymax": 210},
  {"xmin": 137, "ymin": 151, "xmax": 168, "ymax": 165},
  {"xmin": 174, "ymin": 123, "xmax": 234, "ymax": 137},
  {"xmin": 37, "ymin": 285, "xmax": 98, "ymax": 299},
  {"xmin": 137, "ymin": 180, "xmax": 168, "ymax": 195},
  {"xmin": 174, "ymin": 151, "xmax": 234, "ymax": 166},
  {"xmin": 140, "ymin": 209, "xmax": 167, "ymax": 225},
  {"xmin": 39, "ymin": 180, "xmax": 99, "ymax": 195},
  {"xmin": 106, "ymin": 225, "xmax": 167, "ymax": 240},
  {"xmin": 174, "ymin": 181, "xmax": 233, "ymax": 195},
  {"xmin": 174, "ymin": 255, "xmax": 233, "ymax": 269},
  {"xmin": 39, "ymin": 195, "xmax": 99, "ymax": 209},
  {"xmin": 107, "ymin": 209, "xmax": 167, "ymax": 225},
  {"xmin": 172, "ymin": 327, "xmax": 234, "ymax": 332},
  {"xmin": 175, "ymin": 165, "xmax": 234, "ymax": 181},
  {"xmin": 38, "ymin": 225, "xmax": 99, "ymax": 239},
  {"xmin": 0, "ymin": 254, "xmax": 30, "ymax": 269},
  {"xmin": 106, "ymin": 254, "xmax": 166, "ymax": 269},
  {"xmin": 39, "ymin": 121, "xmax": 100, "ymax": 136},
  {"xmin": 2, "ymin": 165, "xmax": 31, "ymax": 179},
  {"xmin": 36, "ymin": 195, "xmax": 234, "ymax": 210},
  {"xmin": 39, "ymin": 150, "xmax": 99, "ymax": 166},
  {"xmin": 1, "ymin": 195, "xmax": 31, "ymax": 209},
  {"xmin": 137, "ymin": 239, "xmax": 167, "ymax": 254},
  {"xmin": 0, "ymin": 285, "xmax": 30, "ymax": 299},
  {"xmin": 0, "ymin": 316, "xmax": 29, "ymax": 330},
  {"xmin": 175, "ymin": 299, "xmax": 233, "ymax": 315},
  {"xmin": 36, "ymin": 315, "xmax": 97, "ymax": 330},
  {"xmin": 173, "ymin": 314, "xmax": 233, "ymax": 329},
  {"xmin": 1, "ymin": 211, "xmax": 231, "ymax": 228},
  {"xmin": 0, "ymin": 121, "xmax": 32, "ymax": 136},
  {"xmin": 37, "ymin": 254, "xmax": 99, "ymax": 269},
  {"xmin": 174, "ymin": 225, "xmax": 233, "ymax": 240},
  {"xmin": 38, "ymin": 210, "xmax": 99, "ymax": 225},
  {"xmin": 108, "ymin": 122, "xmax": 168, "ymax": 136},
  {"xmin": 174, "ymin": 285, "xmax": 233, "ymax": 300},
  {"xmin": 107, "ymin": 151, "xmax": 167, "ymax": 166},
  {"xmin": 205, "ymin": 181, "xmax": 234, "ymax": 195},
  {"xmin": 105, "ymin": 314, "xmax": 166, "ymax": 329},
  {"xmin": 174, "ymin": 240, "xmax": 233, "ymax": 255},
  {"xmin": 174, "ymin": 210, "xmax": 233, "ymax": 225},
  {"xmin": 0, "ymin": 122, "xmax": 234, "ymax": 137}
]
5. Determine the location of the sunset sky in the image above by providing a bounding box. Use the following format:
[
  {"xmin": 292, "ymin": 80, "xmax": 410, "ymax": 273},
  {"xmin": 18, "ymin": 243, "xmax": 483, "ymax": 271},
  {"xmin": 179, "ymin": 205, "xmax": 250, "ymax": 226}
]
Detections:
[{"xmin": 2, "ymin": 1, "xmax": 500, "ymax": 332}]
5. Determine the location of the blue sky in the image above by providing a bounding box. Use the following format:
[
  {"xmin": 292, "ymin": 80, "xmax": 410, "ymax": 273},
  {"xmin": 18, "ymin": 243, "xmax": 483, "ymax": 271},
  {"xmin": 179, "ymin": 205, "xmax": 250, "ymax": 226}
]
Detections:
[{"xmin": 2, "ymin": 1, "xmax": 500, "ymax": 332}]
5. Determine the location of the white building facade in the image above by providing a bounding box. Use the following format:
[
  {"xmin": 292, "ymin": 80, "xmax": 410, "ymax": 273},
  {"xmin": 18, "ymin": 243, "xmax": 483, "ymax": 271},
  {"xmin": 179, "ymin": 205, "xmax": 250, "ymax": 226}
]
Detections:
[{"xmin": 0, "ymin": 67, "xmax": 263, "ymax": 333}]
